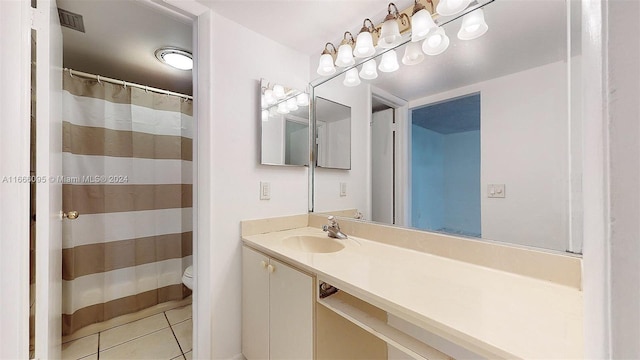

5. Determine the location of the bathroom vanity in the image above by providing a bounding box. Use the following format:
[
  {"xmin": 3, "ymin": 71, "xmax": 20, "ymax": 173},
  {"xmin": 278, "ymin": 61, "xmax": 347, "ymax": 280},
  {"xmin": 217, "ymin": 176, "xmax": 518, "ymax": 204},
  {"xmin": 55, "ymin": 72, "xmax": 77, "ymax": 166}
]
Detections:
[{"xmin": 241, "ymin": 214, "xmax": 583, "ymax": 360}]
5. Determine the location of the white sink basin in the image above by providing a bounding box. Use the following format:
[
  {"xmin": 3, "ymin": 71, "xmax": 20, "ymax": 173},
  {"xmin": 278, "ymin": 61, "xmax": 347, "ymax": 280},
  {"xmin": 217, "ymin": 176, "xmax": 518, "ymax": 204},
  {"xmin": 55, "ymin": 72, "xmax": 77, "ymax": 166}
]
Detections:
[{"xmin": 282, "ymin": 235, "xmax": 345, "ymax": 254}]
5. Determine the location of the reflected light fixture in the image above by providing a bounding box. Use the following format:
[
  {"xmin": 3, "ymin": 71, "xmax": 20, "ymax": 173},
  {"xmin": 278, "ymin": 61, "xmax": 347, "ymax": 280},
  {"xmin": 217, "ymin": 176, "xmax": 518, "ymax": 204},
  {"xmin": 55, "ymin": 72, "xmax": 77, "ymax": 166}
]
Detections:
[
  {"xmin": 155, "ymin": 48, "xmax": 193, "ymax": 70},
  {"xmin": 273, "ymin": 84, "xmax": 286, "ymax": 99},
  {"xmin": 378, "ymin": 50, "xmax": 400, "ymax": 72},
  {"xmin": 436, "ymin": 0, "xmax": 472, "ymax": 16},
  {"xmin": 264, "ymin": 89, "xmax": 276, "ymax": 105},
  {"xmin": 316, "ymin": 42, "xmax": 338, "ymax": 76},
  {"xmin": 402, "ymin": 41, "xmax": 424, "ymax": 65},
  {"xmin": 457, "ymin": 8, "xmax": 488, "ymax": 40},
  {"xmin": 343, "ymin": 68, "xmax": 361, "ymax": 87},
  {"xmin": 379, "ymin": 3, "xmax": 408, "ymax": 49},
  {"xmin": 286, "ymin": 98, "xmax": 299, "ymax": 111},
  {"xmin": 277, "ymin": 102, "xmax": 289, "ymax": 114},
  {"xmin": 359, "ymin": 59, "xmax": 379, "ymax": 80},
  {"xmin": 353, "ymin": 19, "xmax": 377, "ymax": 58},
  {"xmin": 422, "ymin": 27, "xmax": 450, "ymax": 55},
  {"xmin": 296, "ymin": 93, "xmax": 309, "ymax": 106},
  {"xmin": 335, "ymin": 32, "xmax": 356, "ymax": 67},
  {"xmin": 261, "ymin": 109, "xmax": 269, "ymax": 122},
  {"xmin": 411, "ymin": 0, "xmax": 437, "ymax": 42}
]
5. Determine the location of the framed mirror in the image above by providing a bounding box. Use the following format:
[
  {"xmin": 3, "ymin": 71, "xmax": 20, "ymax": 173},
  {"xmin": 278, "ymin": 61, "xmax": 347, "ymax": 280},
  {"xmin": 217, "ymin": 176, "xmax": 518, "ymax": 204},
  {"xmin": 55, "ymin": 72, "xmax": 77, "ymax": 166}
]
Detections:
[
  {"xmin": 309, "ymin": 0, "xmax": 582, "ymax": 253},
  {"xmin": 260, "ymin": 78, "xmax": 310, "ymax": 166},
  {"xmin": 315, "ymin": 97, "xmax": 351, "ymax": 169}
]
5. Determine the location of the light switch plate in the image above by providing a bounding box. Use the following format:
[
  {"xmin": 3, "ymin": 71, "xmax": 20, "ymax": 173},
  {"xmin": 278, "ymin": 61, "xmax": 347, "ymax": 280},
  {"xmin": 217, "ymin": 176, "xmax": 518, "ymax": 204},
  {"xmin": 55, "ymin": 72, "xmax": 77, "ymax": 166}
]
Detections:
[
  {"xmin": 260, "ymin": 182, "xmax": 271, "ymax": 200},
  {"xmin": 488, "ymin": 184, "xmax": 506, "ymax": 198},
  {"xmin": 340, "ymin": 182, "xmax": 347, "ymax": 197}
]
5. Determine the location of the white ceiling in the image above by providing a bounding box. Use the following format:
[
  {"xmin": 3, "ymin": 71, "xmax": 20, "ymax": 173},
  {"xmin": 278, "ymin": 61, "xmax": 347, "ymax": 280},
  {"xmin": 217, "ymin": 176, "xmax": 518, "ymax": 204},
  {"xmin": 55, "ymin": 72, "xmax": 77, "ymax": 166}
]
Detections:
[{"xmin": 58, "ymin": 0, "xmax": 193, "ymax": 95}]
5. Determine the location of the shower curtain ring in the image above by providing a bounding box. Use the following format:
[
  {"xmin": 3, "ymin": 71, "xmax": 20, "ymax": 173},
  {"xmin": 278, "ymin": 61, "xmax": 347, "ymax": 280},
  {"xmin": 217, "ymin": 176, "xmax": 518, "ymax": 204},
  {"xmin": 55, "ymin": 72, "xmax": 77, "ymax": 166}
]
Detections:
[
  {"xmin": 69, "ymin": 69, "xmax": 74, "ymax": 78},
  {"xmin": 145, "ymin": 86, "xmax": 149, "ymax": 93},
  {"xmin": 122, "ymin": 81, "xmax": 127, "ymax": 89},
  {"xmin": 96, "ymin": 75, "xmax": 101, "ymax": 84}
]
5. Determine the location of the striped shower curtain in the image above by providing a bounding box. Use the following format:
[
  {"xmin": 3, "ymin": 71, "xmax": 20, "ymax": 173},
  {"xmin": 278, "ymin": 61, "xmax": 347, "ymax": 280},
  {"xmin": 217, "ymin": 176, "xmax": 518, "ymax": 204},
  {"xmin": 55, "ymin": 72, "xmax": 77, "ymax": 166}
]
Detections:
[{"xmin": 61, "ymin": 72, "xmax": 193, "ymax": 335}]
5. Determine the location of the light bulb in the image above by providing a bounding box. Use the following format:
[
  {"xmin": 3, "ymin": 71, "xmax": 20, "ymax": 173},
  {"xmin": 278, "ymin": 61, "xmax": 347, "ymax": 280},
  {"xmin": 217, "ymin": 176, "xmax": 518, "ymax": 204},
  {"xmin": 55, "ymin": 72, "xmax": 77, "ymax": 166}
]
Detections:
[
  {"xmin": 335, "ymin": 43, "xmax": 355, "ymax": 67},
  {"xmin": 343, "ymin": 68, "xmax": 361, "ymax": 87},
  {"xmin": 273, "ymin": 84, "xmax": 285, "ymax": 99},
  {"xmin": 422, "ymin": 27, "xmax": 450, "ymax": 56},
  {"xmin": 262, "ymin": 109, "xmax": 269, "ymax": 122},
  {"xmin": 316, "ymin": 53, "xmax": 336, "ymax": 76},
  {"xmin": 402, "ymin": 42, "xmax": 424, "ymax": 65},
  {"xmin": 277, "ymin": 102, "xmax": 289, "ymax": 114},
  {"xmin": 261, "ymin": 95, "xmax": 266, "ymax": 108},
  {"xmin": 296, "ymin": 93, "xmax": 309, "ymax": 106},
  {"xmin": 436, "ymin": 0, "xmax": 472, "ymax": 16},
  {"xmin": 457, "ymin": 9, "xmax": 489, "ymax": 40},
  {"xmin": 354, "ymin": 31, "xmax": 375, "ymax": 58},
  {"xmin": 359, "ymin": 59, "xmax": 378, "ymax": 80},
  {"xmin": 264, "ymin": 89, "xmax": 276, "ymax": 105},
  {"xmin": 379, "ymin": 18, "xmax": 401, "ymax": 48},
  {"xmin": 286, "ymin": 98, "xmax": 298, "ymax": 111},
  {"xmin": 378, "ymin": 50, "xmax": 399, "ymax": 73},
  {"xmin": 411, "ymin": 8, "xmax": 437, "ymax": 42}
]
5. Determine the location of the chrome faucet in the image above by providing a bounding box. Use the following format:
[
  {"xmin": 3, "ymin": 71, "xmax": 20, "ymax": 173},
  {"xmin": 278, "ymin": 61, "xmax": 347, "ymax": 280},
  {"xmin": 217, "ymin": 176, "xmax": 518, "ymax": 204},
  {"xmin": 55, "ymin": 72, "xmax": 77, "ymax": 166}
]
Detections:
[{"xmin": 322, "ymin": 215, "xmax": 348, "ymax": 239}]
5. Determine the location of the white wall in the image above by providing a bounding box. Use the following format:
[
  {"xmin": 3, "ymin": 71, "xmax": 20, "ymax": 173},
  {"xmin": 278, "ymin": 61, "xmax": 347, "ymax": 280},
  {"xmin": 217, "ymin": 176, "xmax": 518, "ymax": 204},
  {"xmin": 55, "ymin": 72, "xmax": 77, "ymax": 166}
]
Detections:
[
  {"xmin": 607, "ymin": 0, "xmax": 640, "ymax": 357},
  {"xmin": 209, "ymin": 12, "xmax": 310, "ymax": 359},
  {"xmin": 313, "ymin": 78, "xmax": 370, "ymax": 217},
  {"xmin": 410, "ymin": 61, "xmax": 570, "ymax": 250}
]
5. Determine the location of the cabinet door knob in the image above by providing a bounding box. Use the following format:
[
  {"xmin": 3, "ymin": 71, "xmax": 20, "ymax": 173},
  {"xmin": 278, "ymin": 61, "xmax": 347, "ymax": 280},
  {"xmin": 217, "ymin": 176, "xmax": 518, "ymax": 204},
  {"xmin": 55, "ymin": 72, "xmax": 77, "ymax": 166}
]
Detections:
[
  {"xmin": 267, "ymin": 264, "xmax": 274, "ymax": 273},
  {"xmin": 260, "ymin": 260, "xmax": 267, "ymax": 268},
  {"xmin": 63, "ymin": 210, "xmax": 79, "ymax": 220}
]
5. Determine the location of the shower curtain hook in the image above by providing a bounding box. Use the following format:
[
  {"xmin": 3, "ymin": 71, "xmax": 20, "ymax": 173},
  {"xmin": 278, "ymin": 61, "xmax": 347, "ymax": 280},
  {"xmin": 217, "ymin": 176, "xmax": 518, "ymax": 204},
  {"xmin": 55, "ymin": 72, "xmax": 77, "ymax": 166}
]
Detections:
[
  {"xmin": 122, "ymin": 81, "xmax": 127, "ymax": 89},
  {"xmin": 96, "ymin": 75, "xmax": 101, "ymax": 84},
  {"xmin": 145, "ymin": 86, "xmax": 149, "ymax": 93},
  {"xmin": 69, "ymin": 69, "xmax": 74, "ymax": 78}
]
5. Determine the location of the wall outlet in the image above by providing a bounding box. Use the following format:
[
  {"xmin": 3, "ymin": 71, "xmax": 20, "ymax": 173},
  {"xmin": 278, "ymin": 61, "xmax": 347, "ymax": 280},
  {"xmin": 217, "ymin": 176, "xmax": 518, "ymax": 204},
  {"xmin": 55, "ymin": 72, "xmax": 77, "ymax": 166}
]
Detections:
[
  {"xmin": 340, "ymin": 182, "xmax": 347, "ymax": 197},
  {"xmin": 488, "ymin": 184, "xmax": 506, "ymax": 198},
  {"xmin": 260, "ymin": 182, "xmax": 271, "ymax": 200}
]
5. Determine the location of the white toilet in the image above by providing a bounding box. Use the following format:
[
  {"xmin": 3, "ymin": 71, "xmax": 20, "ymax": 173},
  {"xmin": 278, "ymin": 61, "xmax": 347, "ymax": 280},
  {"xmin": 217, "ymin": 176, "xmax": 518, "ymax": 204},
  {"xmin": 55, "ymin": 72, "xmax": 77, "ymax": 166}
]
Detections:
[{"xmin": 182, "ymin": 265, "xmax": 193, "ymax": 290}]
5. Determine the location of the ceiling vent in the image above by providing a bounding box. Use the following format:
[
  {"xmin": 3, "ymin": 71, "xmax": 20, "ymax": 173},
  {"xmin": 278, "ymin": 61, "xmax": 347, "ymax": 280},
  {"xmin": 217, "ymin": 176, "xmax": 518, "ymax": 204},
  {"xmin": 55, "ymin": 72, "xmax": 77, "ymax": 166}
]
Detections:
[{"xmin": 57, "ymin": 8, "xmax": 85, "ymax": 33}]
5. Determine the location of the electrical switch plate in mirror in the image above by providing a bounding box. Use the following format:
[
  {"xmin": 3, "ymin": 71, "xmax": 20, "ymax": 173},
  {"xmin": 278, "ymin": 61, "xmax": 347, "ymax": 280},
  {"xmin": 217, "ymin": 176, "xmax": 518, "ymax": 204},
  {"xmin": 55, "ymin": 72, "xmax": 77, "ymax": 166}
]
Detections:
[{"xmin": 488, "ymin": 184, "xmax": 506, "ymax": 198}]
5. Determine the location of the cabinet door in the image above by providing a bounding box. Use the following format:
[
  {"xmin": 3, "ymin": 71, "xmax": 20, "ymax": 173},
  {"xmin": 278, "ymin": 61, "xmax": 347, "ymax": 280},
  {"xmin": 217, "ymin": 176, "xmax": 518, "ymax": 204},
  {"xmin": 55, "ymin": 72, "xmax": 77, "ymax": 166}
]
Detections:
[
  {"xmin": 269, "ymin": 258, "xmax": 313, "ymax": 360},
  {"xmin": 242, "ymin": 246, "xmax": 270, "ymax": 360}
]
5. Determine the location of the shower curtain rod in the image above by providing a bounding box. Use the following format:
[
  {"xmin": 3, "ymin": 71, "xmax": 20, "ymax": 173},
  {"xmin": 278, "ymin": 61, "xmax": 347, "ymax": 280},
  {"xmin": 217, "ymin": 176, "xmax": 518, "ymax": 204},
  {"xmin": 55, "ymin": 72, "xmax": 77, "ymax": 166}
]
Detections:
[{"xmin": 64, "ymin": 68, "xmax": 193, "ymax": 100}]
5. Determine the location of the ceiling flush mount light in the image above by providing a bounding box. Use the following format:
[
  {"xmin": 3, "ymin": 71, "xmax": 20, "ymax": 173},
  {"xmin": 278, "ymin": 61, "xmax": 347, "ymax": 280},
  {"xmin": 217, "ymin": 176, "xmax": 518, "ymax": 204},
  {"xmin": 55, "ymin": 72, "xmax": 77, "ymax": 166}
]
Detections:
[
  {"xmin": 317, "ymin": 42, "xmax": 338, "ymax": 76},
  {"xmin": 436, "ymin": 0, "xmax": 472, "ymax": 17},
  {"xmin": 422, "ymin": 27, "xmax": 450, "ymax": 55},
  {"xmin": 457, "ymin": 8, "xmax": 488, "ymax": 40},
  {"xmin": 155, "ymin": 48, "xmax": 193, "ymax": 70},
  {"xmin": 379, "ymin": 3, "xmax": 410, "ymax": 49},
  {"xmin": 354, "ymin": 19, "xmax": 378, "ymax": 58},
  {"xmin": 411, "ymin": 0, "xmax": 437, "ymax": 42},
  {"xmin": 335, "ymin": 32, "xmax": 356, "ymax": 67}
]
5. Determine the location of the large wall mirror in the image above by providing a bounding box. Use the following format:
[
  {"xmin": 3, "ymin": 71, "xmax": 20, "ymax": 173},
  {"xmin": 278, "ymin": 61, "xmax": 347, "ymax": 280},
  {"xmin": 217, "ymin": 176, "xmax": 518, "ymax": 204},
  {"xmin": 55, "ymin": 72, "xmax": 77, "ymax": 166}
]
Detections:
[
  {"xmin": 315, "ymin": 97, "xmax": 351, "ymax": 169},
  {"xmin": 310, "ymin": 0, "xmax": 582, "ymax": 253},
  {"xmin": 260, "ymin": 78, "xmax": 310, "ymax": 166}
]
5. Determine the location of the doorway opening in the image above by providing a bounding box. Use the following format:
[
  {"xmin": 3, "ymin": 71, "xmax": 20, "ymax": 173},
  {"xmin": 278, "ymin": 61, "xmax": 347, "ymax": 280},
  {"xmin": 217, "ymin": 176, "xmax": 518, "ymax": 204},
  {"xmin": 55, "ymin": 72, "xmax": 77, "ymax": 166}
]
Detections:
[{"xmin": 410, "ymin": 93, "xmax": 481, "ymax": 237}]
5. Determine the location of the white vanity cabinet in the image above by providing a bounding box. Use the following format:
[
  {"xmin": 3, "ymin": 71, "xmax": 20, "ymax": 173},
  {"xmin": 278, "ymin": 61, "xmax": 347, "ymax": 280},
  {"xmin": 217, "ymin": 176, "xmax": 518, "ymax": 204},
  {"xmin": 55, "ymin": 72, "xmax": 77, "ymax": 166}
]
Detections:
[{"xmin": 242, "ymin": 245, "xmax": 314, "ymax": 360}]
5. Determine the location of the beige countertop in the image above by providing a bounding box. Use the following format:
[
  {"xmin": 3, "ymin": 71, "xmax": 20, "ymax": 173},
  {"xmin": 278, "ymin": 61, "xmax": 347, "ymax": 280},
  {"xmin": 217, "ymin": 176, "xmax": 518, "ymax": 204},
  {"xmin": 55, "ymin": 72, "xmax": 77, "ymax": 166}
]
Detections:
[{"xmin": 242, "ymin": 226, "xmax": 583, "ymax": 359}]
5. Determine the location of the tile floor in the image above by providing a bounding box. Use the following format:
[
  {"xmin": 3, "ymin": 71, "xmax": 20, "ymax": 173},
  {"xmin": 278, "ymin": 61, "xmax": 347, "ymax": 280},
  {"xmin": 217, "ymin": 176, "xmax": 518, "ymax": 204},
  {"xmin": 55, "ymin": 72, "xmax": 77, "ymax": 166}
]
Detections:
[{"xmin": 61, "ymin": 304, "xmax": 192, "ymax": 360}]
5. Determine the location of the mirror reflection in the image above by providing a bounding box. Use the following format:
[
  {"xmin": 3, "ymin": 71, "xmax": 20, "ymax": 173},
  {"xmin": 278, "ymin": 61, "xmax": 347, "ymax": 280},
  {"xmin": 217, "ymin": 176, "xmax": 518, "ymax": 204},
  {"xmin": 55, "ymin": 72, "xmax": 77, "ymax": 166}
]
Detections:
[
  {"xmin": 315, "ymin": 97, "xmax": 351, "ymax": 169},
  {"xmin": 260, "ymin": 78, "xmax": 310, "ymax": 166},
  {"xmin": 310, "ymin": 0, "xmax": 582, "ymax": 253}
]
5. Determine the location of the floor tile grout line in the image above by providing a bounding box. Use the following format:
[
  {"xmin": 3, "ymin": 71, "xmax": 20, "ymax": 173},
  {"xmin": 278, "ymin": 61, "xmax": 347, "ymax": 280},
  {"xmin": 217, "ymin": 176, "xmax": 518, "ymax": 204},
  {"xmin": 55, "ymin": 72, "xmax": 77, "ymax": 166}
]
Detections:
[
  {"xmin": 165, "ymin": 312, "xmax": 185, "ymax": 356},
  {"xmin": 97, "ymin": 326, "xmax": 170, "ymax": 353}
]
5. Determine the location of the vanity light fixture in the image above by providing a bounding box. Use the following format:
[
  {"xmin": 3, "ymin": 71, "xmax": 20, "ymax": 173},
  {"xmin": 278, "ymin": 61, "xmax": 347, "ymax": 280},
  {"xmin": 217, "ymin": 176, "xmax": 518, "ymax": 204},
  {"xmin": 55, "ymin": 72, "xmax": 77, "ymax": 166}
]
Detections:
[
  {"xmin": 378, "ymin": 50, "xmax": 400, "ymax": 72},
  {"xmin": 277, "ymin": 102, "xmax": 290, "ymax": 114},
  {"xmin": 273, "ymin": 84, "xmax": 286, "ymax": 99},
  {"xmin": 457, "ymin": 8, "xmax": 488, "ymax": 40},
  {"xmin": 378, "ymin": 3, "xmax": 409, "ymax": 49},
  {"xmin": 155, "ymin": 47, "xmax": 193, "ymax": 70},
  {"xmin": 436, "ymin": 0, "xmax": 472, "ymax": 17},
  {"xmin": 296, "ymin": 93, "xmax": 310, "ymax": 106},
  {"xmin": 411, "ymin": 0, "xmax": 437, "ymax": 42},
  {"xmin": 422, "ymin": 27, "xmax": 450, "ymax": 55},
  {"xmin": 317, "ymin": 43, "xmax": 338, "ymax": 76},
  {"xmin": 343, "ymin": 68, "xmax": 361, "ymax": 87},
  {"xmin": 402, "ymin": 41, "xmax": 425, "ymax": 65},
  {"xmin": 335, "ymin": 32, "xmax": 356, "ymax": 67},
  {"xmin": 286, "ymin": 98, "xmax": 299, "ymax": 111},
  {"xmin": 264, "ymin": 89, "xmax": 276, "ymax": 105},
  {"xmin": 359, "ymin": 59, "xmax": 379, "ymax": 80},
  {"xmin": 353, "ymin": 19, "xmax": 377, "ymax": 58}
]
